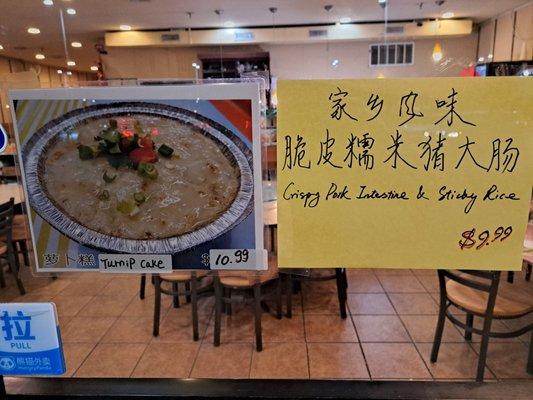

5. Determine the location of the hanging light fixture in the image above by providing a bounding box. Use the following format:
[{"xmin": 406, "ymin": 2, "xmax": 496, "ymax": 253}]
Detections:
[
  {"xmin": 432, "ymin": 42, "xmax": 443, "ymax": 62},
  {"xmin": 269, "ymin": 7, "xmax": 277, "ymax": 41}
]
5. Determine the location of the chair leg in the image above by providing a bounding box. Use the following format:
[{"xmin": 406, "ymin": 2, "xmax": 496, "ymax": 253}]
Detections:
[
  {"xmin": 285, "ymin": 274, "xmax": 292, "ymax": 319},
  {"xmin": 172, "ymin": 282, "xmax": 180, "ymax": 308},
  {"xmin": 465, "ymin": 313, "xmax": 474, "ymax": 341},
  {"xmin": 430, "ymin": 301, "xmax": 447, "ymax": 363},
  {"xmin": 526, "ymin": 263, "xmax": 532, "ymax": 282},
  {"xmin": 476, "ymin": 317, "xmax": 494, "ymax": 382},
  {"xmin": 276, "ymin": 277, "xmax": 282, "ymax": 319},
  {"xmin": 185, "ymin": 281, "xmax": 191, "ymax": 304},
  {"xmin": 18, "ymin": 240, "xmax": 29, "ymax": 266},
  {"xmin": 226, "ymin": 288, "xmax": 232, "ymax": 316},
  {"xmin": 152, "ymin": 275, "xmax": 161, "ymax": 337},
  {"xmin": 8, "ymin": 242, "xmax": 24, "ymax": 295},
  {"xmin": 253, "ymin": 283, "xmax": 263, "ymax": 352},
  {"xmin": 191, "ymin": 277, "xmax": 199, "ymax": 341},
  {"xmin": 213, "ymin": 276, "xmax": 222, "ymax": 347},
  {"xmin": 139, "ymin": 274, "xmax": 146, "ymax": 300},
  {"xmin": 335, "ymin": 268, "xmax": 347, "ymax": 319},
  {"xmin": 0, "ymin": 262, "xmax": 6, "ymax": 288},
  {"xmin": 507, "ymin": 271, "xmax": 514, "ymax": 283},
  {"xmin": 270, "ymin": 225, "xmax": 276, "ymax": 253},
  {"xmin": 527, "ymin": 330, "xmax": 533, "ymax": 375},
  {"xmin": 221, "ymin": 287, "xmax": 227, "ymax": 314}
]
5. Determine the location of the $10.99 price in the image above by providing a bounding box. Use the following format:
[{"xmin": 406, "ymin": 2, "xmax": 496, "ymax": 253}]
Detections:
[
  {"xmin": 459, "ymin": 226, "xmax": 513, "ymax": 250},
  {"xmin": 213, "ymin": 250, "xmax": 249, "ymax": 266},
  {"xmin": 209, "ymin": 249, "xmax": 257, "ymax": 270}
]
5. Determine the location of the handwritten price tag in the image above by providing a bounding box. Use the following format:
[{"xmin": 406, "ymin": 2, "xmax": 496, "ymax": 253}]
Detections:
[
  {"xmin": 459, "ymin": 226, "xmax": 513, "ymax": 250},
  {"xmin": 209, "ymin": 249, "xmax": 266, "ymax": 270}
]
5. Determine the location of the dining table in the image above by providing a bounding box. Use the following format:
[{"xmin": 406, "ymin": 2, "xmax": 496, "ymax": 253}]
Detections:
[{"xmin": 0, "ymin": 182, "xmax": 24, "ymax": 205}]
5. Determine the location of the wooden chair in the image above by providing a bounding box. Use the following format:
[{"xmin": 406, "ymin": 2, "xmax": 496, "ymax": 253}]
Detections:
[
  {"xmin": 261, "ymin": 206, "xmax": 348, "ymax": 319},
  {"xmin": 282, "ymin": 268, "xmax": 348, "ymax": 319},
  {"xmin": 213, "ymin": 255, "xmax": 282, "ymax": 352},
  {"xmin": 520, "ymin": 223, "xmax": 533, "ymax": 282},
  {"xmin": 431, "ymin": 270, "xmax": 533, "ymax": 381},
  {"xmin": 140, "ymin": 273, "xmax": 195, "ymax": 303},
  {"xmin": 0, "ymin": 198, "xmax": 25, "ymax": 294},
  {"xmin": 153, "ymin": 271, "xmax": 208, "ymax": 341},
  {"xmin": 11, "ymin": 214, "xmax": 31, "ymax": 266},
  {"xmin": 523, "ymin": 252, "xmax": 533, "ymax": 282}
]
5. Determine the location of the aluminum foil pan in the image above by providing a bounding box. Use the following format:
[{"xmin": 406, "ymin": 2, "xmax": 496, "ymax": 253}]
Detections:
[{"xmin": 22, "ymin": 102, "xmax": 254, "ymax": 254}]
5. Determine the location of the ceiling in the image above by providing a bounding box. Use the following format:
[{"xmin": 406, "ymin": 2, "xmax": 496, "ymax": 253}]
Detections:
[{"xmin": 0, "ymin": 0, "xmax": 528, "ymax": 72}]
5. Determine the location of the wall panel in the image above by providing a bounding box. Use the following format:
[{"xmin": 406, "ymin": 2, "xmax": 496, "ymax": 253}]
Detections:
[
  {"xmin": 493, "ymin": 12, "xmax": 514, "ymax": 61},
  {"xmin": 512, "ymin": 3, "xmax": 533, "ymax": 60}
]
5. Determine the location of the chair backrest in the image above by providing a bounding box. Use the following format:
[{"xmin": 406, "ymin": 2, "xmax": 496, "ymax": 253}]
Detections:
[
  {"xmin": 0, "ymin": 197, "xmax": 14, "ymax": 240},
  {"xmin": 437, "ymin": 269, "xmax": 501, "ymax": 316}
]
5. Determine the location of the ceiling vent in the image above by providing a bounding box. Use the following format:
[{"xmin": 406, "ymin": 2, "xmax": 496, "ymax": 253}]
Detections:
[
  {"xmin": 161, "ymin": 33, "xmax": 180, "ymax": 42},
  {"xmin": 234, "ymin": 31, "xmax": 254, "ymax": 41},
  {"xmin": 308, "ymin": 29, "xmax": 328, "ymax": 38},
  {"xmin": 386, "ymin": 26, "xmax": 404, "ymax": 34}
]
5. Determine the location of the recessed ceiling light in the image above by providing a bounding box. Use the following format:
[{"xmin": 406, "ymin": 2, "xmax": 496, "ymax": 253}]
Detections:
[
  {"xmin": 43, "ymin": 0, "xmax": 53, "ymax": 6},
  {"xmin": 487, "ymin": 53, "xmax": 493, "ymax": 59},
  {"xmin": 67, "ymin": 60, "xmax": 76, "ymax": 66},
  {"xmin": 27, "ymin": 27, "xmax": 41, "ymax": 34},
  {"xmin": 0, "ymin": 45, "xmax": 3, "ymax": 50},
  {"xmin": 119, "ymin": 25, "xmax": 132, "ymax": 31},
  {"xmin": 66, "ymin": 71, "xmax": 72, "ymax": 75},
  {"xmin": 339, "ymin": 17, "xmax": 351, "ymax": 24},
  {"xmin": 66, "ymin": 8, "xmax": 76, "ymax": 15},
  {"xmin": 57, "ymin": 69, "xmax": 63, "ymax": 74},
  {"xmin": 35, "ymin": 54, "xmax": 45, "ymax": 60},
  {"xmin": 442, "ymin": 11, "xmax": 454, "ymax": 18},
  {"xmin": 432, "ymin": 42, "xmax": 443, "ymax": 62},
  {"xmin": 90, "ymin": 65, "xmax": 98, "ymax": 71},
  {"xmin": 71, "ymin": 41, "xmax": 82, "ymax": 48},
  {"xmin": 223, "ymin": 21, "xmax": 235, "ymax": 28}
]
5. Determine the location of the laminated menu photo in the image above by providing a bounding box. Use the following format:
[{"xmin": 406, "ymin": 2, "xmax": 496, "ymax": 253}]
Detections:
[{"xmin": 9, "ymin": 83, "xmax": 264, "ymax": 272}]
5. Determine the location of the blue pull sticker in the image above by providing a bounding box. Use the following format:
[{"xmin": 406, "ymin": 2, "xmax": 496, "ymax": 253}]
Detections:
[
  {"xmin": 0, "ymin": 124, "xmax": 8, "ymax": 154},
  {"xmin": 0, "ymin": 303, "xmax": 66, "ymax": 376}
]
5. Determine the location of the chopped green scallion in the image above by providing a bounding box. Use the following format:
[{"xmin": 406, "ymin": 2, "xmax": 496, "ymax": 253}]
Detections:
[
  {"xmin": 103, "ymin": 170, "xmax": 117, "ymax": 183},
  {"xmin": 158, "ymin": 144, "xmax": 174, "ymax": 157},
  {"xmin": 97, "ymin": 189, "xmax": 110, "ymax": 201},
  {"xmin": 117, "ymin": 200, "xmax": 138, "ymax": 216},
  {"xmin": 133, "ymin": 192, "xmax": 146, "ymax": 204},
  {"xmin": 137, "ymin": 162, "xmax": 158, "ymax": 180},
  {"xmin": 78, "ymin": 145, "xmax": 97, "ymax": 160}
]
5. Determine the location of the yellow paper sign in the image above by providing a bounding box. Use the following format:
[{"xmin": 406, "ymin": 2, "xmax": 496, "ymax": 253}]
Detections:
[{"xmin": 277, "ymin": 78, "xmax": 532, "ymax": 270}]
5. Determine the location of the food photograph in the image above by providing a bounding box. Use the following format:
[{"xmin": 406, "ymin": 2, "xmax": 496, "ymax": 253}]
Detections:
[{"xmin": 11, "ymin": 85, "xmax": 263, "ymax": 271}]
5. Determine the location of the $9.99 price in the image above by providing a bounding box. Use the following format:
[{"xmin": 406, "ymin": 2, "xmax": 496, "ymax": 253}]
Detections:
[{"xmin": 459, "ymin": 226, "xmax": 513, "ymax": 250}]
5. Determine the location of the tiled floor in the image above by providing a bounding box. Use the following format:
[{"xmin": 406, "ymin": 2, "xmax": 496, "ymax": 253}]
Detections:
[{"xmin": 1, "ymin": 264, "xmax": 532, "ymax": 381}]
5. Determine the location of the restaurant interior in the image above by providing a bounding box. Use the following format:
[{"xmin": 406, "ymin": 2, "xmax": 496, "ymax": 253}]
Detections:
[{"xmin": 0, "ymin": 0, "xmax": 532, "ymax": 397}]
